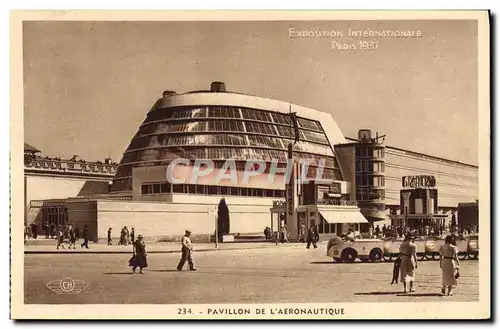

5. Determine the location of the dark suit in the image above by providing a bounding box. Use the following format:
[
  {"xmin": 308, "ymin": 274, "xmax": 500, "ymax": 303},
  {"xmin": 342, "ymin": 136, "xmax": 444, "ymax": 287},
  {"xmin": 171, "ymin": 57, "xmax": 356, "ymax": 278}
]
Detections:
[
  {"xmin": 306, "ymin": 226, "xmax": 318, "ymax": 249},
  {"xmin": 81, "ymin": 228, "xmax": 89, "ymax": 248}
]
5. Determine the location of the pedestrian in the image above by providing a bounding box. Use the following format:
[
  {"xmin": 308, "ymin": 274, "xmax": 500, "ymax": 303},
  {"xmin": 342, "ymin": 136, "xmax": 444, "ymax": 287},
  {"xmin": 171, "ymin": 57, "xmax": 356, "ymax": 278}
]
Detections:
[
  {"xmin": 306, "ymin": 224, "xmax": 318, "ymax": 249},
  {"xmin": 56, "ymin": 227, "xmax": 65, "ymax": 250},
  {"xmin": 31, "ymin": 223, "xmax": 38, "ymax": 239},
  {"xmin": 375, "ymin": 225, "xmax": 380, "ymax": 238},
  {"xmin": 399, "ymin": 234, "xmax": 418, "ymax": 294},
  {"xmin": 129, "ymin": 235, "xmax": 148, "ymax": 274},
  {"xmin": 279, "ymin": 218, "xmax": 288, "ymax": 243},
  {"xmin": 107, "ymin": 227, "xmax": 113, "ymax": 245},
  {"xmin": 264, "ymin": 226, "xmax": 271, "ymax": 242},
  {"xmin": 177, "ymin": 230, "xmax": 197, "ymax": 271},
  {"xmin": 299, "ymin": 222, "xmax": 306, "ymax": 243},
  {"xmin": 68, "ymin": 225, "xmax": 76, "ymax": 249},
  {"xmin": 125, "ymin": 226, "xmax": 130, "ymax": 245},
  {"xmin": 44, "ymin": 222, "xmax": 49, "ymax": 239},
  {"xmin": 130, "ymin": 227, "xmax": 135, "ymax": 244},
  {"xmin": 382, "ymin": 224, "xmax": 387, "ymax": 238},
  {"xmin": 439, "ymin": 235, "xmax": 460, "ymax": 296},
  {"xmin": 368, "ymin": 225, "xmax": 373, "ymax": 239},
  {"xmin": 119, "ymin": 227, "xmax": 125, "ymax": 245},
  {"xmin": 80, "ymin": 225, "xmax": 89, "ymax": 249},
  {"xmin": 48, "ymin": 223, "xmax": 53, "ymax": 238}
]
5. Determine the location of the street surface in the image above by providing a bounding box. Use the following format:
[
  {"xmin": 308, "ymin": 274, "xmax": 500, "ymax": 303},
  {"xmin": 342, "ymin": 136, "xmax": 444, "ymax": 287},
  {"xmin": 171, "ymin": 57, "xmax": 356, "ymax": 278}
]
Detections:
[{"xmin": 24, "ymin": 244, "xmax": 479, "ymax": 304}]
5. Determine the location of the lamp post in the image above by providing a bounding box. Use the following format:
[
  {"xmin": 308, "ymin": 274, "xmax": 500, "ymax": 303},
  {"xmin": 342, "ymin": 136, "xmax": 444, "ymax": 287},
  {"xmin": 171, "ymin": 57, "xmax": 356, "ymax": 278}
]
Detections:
[{"xmin": 209, "ymin": 207, "xmax": 218, "ymax": 249}]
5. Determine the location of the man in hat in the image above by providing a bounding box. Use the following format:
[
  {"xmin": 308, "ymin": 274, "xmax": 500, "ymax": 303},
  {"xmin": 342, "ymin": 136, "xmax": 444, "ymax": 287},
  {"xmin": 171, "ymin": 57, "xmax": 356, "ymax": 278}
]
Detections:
[{"xmin": 177, "ymin": 230, "xmax": 196, "ymax": 271}]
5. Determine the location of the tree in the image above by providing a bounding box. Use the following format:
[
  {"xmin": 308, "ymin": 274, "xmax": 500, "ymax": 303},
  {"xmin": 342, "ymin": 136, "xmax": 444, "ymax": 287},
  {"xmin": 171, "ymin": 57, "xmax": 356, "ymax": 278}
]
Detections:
[{"xmin": 217, "ymin": 198, "xmax": 230, "ymax": 242}]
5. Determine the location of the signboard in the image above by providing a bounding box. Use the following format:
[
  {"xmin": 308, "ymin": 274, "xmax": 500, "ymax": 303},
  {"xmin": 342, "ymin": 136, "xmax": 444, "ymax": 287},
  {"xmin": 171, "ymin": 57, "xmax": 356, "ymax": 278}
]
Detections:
[
  {"xmin": 272, "ymin": 200, "xmax": 286, "ymax": 207},
  {"xmin": 286, "ymin": 183, "xmax": 294, "ymax": 215},
  {"xmin": 330, "ymin": 183, "xmax": 341, "ymax": 194},
  {"xmin": 402, "ymin": 175, "xmax": 436, "ymax": 188}
]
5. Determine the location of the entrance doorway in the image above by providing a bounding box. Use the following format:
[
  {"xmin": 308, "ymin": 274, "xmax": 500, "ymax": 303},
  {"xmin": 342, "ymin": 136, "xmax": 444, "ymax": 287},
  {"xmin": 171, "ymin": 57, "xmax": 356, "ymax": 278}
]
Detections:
[{"xmin": 41, "ymin": 206, "xmax": 68, "ymax": 236}]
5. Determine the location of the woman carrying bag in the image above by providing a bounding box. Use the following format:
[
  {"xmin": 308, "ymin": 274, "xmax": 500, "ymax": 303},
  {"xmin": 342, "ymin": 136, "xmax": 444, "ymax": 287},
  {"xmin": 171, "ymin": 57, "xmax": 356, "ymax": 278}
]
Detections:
[{"xmin": 439, "ymin": 235, "xmax": 460, "ymax": 296}]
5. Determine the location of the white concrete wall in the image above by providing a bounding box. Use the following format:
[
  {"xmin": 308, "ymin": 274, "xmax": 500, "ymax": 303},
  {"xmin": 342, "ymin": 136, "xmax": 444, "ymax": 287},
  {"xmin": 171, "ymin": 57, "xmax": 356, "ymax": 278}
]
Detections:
[
  {"xmin": 66, "ymin": 200, "xmax": 98, "ymax": 240},
  {"xmin": 95, "ymin": 195, "xmax": 279, "ymax": 240},
  {"xmin": 26, "ymin": 174, "xmax": 111, "ymax": 205},
  {"xmin": 385, "ymin": 150, "xmax": 478, "ymax": 208}
]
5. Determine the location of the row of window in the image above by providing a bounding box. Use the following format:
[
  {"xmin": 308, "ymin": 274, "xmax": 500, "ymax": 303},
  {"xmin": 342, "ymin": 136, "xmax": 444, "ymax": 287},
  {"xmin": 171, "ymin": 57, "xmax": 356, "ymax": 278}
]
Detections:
[
  {"xmin": 135, "ymin": 120, "xmax": 328, "ymax": 145},
  {"xmin": 115, "ymin": 160, "xmax": 342, "ymax": 185},
  {"xmin": 355, "ymin": 160, "xmax": 385, "ymax": 173},
  {"xmin": 355, "ymin": 147, "xmax": 385, "ymax": 158},
  {"xmin": 355, "ymin": 188, "xmax": 386, "ymax": 200},
  {"xmin": 145, "ymin": 106, "xmax": 324, "ymax": 133},
  {"xmin": 355, "ymin": 175, "xmax": 385, "ymax": 187},
  {"xmin": 141, "ymin": 182, "xmax": 287, "ymax": 198},
  {"xmin": 128, "ymin": 133, "xmax": 332, "ymax": 155},
  {"xmin": 119, "ymin": 147, "xmax": 339, "ymax": 169}
]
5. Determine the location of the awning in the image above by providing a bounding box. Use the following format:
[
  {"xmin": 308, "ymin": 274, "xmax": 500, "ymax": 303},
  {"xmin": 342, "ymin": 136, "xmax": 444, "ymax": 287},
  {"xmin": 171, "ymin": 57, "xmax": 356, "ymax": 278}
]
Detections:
[{"xmin": 319, "ymin": 210, "xmax": 368, "ymax": 224}]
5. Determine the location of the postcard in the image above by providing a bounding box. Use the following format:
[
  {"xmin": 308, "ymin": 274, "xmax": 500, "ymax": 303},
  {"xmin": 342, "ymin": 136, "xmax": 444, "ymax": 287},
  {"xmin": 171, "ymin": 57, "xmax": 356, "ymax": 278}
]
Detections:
[{"xmin": 11, "ymin": 10, "xmax": 490, "ymax": 320}]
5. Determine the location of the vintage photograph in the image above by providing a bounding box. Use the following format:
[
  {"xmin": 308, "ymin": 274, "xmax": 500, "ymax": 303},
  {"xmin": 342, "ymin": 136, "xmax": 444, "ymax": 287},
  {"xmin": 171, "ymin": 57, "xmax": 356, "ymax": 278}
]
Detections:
[{"xmin": 11, "ymin": 11, "xmax": 490, "ymax": 319}]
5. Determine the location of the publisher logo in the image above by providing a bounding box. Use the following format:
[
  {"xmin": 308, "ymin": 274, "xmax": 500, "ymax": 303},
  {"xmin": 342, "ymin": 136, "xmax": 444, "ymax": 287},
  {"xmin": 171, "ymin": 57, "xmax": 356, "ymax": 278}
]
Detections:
[{"xmin": 46, "ymin": 277, "xmax": 89, "ymax": 295}]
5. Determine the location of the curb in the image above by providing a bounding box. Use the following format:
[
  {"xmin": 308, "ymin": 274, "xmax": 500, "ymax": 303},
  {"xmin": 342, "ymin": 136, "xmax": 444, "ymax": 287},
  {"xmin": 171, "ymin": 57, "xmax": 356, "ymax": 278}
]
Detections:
[{"xmin": 24, "ymin": 243, "xmax": 309, "ymax": 255}]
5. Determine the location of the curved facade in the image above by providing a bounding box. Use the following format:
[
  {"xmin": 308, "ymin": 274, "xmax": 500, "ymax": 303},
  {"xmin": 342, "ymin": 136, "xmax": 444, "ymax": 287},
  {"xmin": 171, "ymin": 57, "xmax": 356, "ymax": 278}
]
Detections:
[{"xmin": 111, "ymin": 82, "xmax": 347, "ymax": 194}]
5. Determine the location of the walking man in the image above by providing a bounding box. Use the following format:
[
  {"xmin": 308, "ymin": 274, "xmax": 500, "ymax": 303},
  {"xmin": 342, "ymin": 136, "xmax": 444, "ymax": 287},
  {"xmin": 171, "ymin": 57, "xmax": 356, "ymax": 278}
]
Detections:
[
  {"xmin": 306, "ymin": 224, "xmax": 318, "ymax": 249},
  {"xmin": 68, "ymin": 225, "xmax": 76, "ymax": 249},
  {"xmin": 80, "ymin": 225, "xmax": 89, "ymax": 249},
  {"xmin": 130, "ymin": 227, "xmax": 135, "ymax": 244},
  {"xmin": 56, "ymin": 226, "xmax": 65, "ymax": 250},
  {"xmin": 107, "ymin": 227, "xmax": 113, "ymax": 245},
  {"xmin": 177, "ymin": 230, "xmax": 196, "ymax": 271}
]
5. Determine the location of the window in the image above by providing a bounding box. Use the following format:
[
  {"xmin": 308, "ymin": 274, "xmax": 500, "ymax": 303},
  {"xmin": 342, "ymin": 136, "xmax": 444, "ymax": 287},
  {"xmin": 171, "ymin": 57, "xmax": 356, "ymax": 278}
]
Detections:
[
  {"xmin": 297, "ymin": 118, "xmax": 322, "ymax": 132},
  {"xmin": 300, "ymin": 130, "xmax": 329, "ymax": 144},
  {"xmin": 141, "ymin": 185, "xmax": 149, "ymax": 195},
  {"xmin": 206, "ymin": 186, "xmax": 217, "ymax": 195},
  {"xmin": 161, "ymin": 183, "xmax": 170, "ymax": 193},
  {"xmin": 173, "ymin": 184, "xmax": 184, "ymax": 193},
  {"xmin": 271, "ymin": 113, "xmax": 292, "ymax": 125},
  {"xmin": 355, "ymin": 160, "xmax": 361, "ymax": 172},
  {"xmin": 366, "ymin": 161, "xmax": 374, "ymax": 172}
]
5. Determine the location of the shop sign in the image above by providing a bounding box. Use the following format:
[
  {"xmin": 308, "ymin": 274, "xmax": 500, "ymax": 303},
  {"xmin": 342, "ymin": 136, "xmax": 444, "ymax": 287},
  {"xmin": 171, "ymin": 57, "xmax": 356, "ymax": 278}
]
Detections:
[
  {"xmin": 286, "ymin": 184, "xmax": 294, "ymax": 215},
  {"xmin": 273, "ymin": 200, "xmax": 286, "ymax": 207},
  {"xmin": 402, "ymin": 175, "xmax": 436, "ymax": 188}
]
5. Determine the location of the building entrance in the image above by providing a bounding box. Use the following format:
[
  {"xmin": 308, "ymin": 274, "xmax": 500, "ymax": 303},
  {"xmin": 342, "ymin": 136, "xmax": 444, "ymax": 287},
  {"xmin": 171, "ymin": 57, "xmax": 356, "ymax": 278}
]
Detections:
[{"xmin": 41, "ymin": 205, "xmax": 68, "ymax": 235}]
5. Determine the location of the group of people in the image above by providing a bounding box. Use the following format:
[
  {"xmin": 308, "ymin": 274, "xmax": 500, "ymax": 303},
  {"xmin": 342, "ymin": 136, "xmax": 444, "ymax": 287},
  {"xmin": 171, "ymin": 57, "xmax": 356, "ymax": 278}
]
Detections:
[
  {"xmin": 128, "ymin": 229, "xmax": 197, "ymax": 274},
  {"xmin": 54, "ymin": 224, "xmax": 89, "ymax": 250},
  {"xmin": 107, "ymin": 226, "xmax": 136, "ymax": 246},
  {"xmin": 394, "ymin": 234, "xmax": 460, "ymax": 296}
]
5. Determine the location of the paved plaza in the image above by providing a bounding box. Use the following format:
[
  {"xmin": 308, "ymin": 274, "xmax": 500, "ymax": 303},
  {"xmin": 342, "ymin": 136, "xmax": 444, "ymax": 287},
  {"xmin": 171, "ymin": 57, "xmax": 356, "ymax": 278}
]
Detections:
[{"xmin": 24, "ymin": 244, "xmax": 479, "ymax": 304}]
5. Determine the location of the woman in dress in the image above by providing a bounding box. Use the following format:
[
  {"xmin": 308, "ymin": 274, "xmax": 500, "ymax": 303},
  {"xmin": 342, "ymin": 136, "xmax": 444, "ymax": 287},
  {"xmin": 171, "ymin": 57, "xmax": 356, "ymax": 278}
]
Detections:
[
  {"xmin": 130, "ymin": 234, "xmax": 148, "ymax": 274},
  {"xmin": 399, "ymin": 234, "xmax": 418, "ymax": 294},
  {"xmin": 439, "ymin": 235, "xmax": 460, "ymax": 296}
]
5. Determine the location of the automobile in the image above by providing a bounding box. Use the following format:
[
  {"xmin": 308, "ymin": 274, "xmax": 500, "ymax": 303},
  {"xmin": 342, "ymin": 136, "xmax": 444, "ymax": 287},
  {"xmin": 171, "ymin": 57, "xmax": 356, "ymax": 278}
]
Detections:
[
  {"xmin": 383, "ymin": 235, "xmax": 478, "ymax": 261},
  {"xmin": 327, "ymin": 236, "xmax": 385, "ymax": 263},
  {"xmin": 456, "ymin": 234, "xmax": 479, "ymax": 260}
]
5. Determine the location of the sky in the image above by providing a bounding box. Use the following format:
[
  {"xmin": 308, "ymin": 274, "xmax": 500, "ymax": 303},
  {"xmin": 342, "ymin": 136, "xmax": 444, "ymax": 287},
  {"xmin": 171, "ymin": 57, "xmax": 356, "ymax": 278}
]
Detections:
[{"xmin": 23, "ymin": 19, "xmax": 478, "ymax": 165}]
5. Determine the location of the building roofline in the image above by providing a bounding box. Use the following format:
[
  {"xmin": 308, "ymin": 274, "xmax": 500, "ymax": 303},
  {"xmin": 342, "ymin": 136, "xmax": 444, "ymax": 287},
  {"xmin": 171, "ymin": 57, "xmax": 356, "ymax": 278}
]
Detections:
[{"xmin": 345, "ymin": 137, "xmax": 478, "ymax": 168}]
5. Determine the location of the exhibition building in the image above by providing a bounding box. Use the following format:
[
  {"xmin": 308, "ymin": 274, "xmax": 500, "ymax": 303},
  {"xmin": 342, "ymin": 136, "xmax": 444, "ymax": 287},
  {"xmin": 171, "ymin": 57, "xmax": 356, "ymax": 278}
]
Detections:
[{"xmin": 24, "ymin": 82, "xmax": 479, "ymax": 242}]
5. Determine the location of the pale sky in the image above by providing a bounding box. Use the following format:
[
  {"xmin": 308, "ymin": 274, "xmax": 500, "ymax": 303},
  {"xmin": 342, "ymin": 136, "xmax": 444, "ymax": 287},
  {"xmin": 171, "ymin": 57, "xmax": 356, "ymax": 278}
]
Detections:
[{"xmin": 23, "ymin": 20, "xmax": 478, "ymax": 165}]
